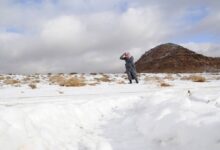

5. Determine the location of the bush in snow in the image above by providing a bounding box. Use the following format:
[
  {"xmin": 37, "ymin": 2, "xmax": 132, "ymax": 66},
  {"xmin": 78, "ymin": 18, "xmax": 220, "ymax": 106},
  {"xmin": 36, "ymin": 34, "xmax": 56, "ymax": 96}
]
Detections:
[
  {"xmin": 95, "ymin": 74, "xmax": 112, "ymax": 83},
  {"xmin": 145, "ymin": 76, "xmax": 161, "ymax": 82},
  {"xmin": 181, "ymin": 75, "xmax": 206, "ymax": 82},
  {"xmin": 88, "ymin": 83, "xmax": 99, "ymax": 86},
  {"xmin": 49, "ymin": 75, "xmax": 66, "ymax": 85},
  {"xmin": 160, "ymin": 82, "xmax": 172, "ymax": 87},
  {"xmin": 117, "ymin": 80, "xmax": 125, "ymax": 84},
  {"xmin": 90, "ymin": 73, "xmax": 97, "ymax": 75},
  {"xmin": 63, "ymin": 77, "xmax": 86, "ymax": 87},
  {"xmin": 0, "ymin": 76, "xmax": 5, "ymax": 80},
  {"xmin": 4, "ymin": 79, "xmax": 20, "ymax": 85},
  {"xmin": 163, "ymin": 74, "xmax": 175, "ymax": 80},
  {"xmin": 49, "ymin": 75, "xmax": 86, "ymax": 87},
  {"xmin": 191, "ymin": 75, "xmax": 206, "ymax": 82},
  {"xmin": 28, "ymin": 83, "xmax": 37, "ymax": 89}
]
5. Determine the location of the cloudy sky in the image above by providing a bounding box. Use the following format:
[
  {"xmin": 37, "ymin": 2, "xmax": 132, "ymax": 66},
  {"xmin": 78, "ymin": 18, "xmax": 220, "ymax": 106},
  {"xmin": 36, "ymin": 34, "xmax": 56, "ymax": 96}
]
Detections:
[{"xmin": 0, "ymin": 0, "xmax": 220, "ymax": 73}]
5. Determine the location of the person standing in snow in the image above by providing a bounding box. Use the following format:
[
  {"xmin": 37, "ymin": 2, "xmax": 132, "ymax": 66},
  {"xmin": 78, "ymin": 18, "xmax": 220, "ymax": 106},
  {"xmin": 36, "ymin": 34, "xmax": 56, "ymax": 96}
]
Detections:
[{"xmin": 120, "ymin": 52, "xmax": 139, "ymax": 84}]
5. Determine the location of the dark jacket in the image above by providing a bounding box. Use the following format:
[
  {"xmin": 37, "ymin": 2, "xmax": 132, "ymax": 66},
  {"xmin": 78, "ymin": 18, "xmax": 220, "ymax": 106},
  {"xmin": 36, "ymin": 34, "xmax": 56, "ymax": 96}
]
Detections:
[{"xmin": 120, "ymin": 55, "xmax": 137, "ymax": 80}]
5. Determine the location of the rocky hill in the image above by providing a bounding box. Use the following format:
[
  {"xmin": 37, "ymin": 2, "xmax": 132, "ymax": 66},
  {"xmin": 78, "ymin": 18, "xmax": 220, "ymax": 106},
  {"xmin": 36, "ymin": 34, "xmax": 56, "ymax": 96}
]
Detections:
[{"xmin": 135, "ymin": 43, "xmax": 220, "ymax": 73}]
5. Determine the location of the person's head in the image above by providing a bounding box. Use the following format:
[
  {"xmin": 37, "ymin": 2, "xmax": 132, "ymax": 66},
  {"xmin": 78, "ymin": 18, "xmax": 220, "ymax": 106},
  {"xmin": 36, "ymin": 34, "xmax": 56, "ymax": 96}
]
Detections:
[{"xmin": 124, "ymin": 52, "xmax": 131, "ymax": 58}]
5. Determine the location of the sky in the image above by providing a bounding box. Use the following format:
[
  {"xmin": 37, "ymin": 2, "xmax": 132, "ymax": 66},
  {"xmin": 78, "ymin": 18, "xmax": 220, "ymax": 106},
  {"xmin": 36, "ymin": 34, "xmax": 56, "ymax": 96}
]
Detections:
[{"xmin": 0, "ymin": 0, "xmax": 220, "ymax": 73}]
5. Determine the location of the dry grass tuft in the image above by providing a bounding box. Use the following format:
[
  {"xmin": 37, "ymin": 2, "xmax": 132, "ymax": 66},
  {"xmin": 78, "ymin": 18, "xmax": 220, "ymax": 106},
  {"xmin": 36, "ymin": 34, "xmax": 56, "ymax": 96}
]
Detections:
[
  {"xmin": 0, "ymin": 76, "xmax": 5, "ymax": 80},
  {"xmin": 47, "ymin": 73, "xmax": 52, "ymax": 76},
  {"xmin": 5, "ymin": 76, "xmax": 11, "ymax": 80},
  {"xmin": 4, "ymin": 79, "xmax": 20, "ymax": 85},
  {"xmin": 117, "ymin": 80, "xmax": 125, "ymax": 84},
  {"xmin": 90, "ymin": 73, "xmax": 97, "ymax": 75},
  {"xmin": 88, "ymin": 82, "xmax": 99, "ymax": 86},
  {"xmin": 145, "ymin": 76, "xmax": 161, "ymax": 82},
  {"xmin": 191, "ymin": 75, "xmax": 206, "ymax": 82},
  {"xmin": 22, "ymin": 76, "xmax": 40, "ymax": 84},
  {"xmin": 79, "ymin": 74, "xmax": 86, "ymax": 80},
  {"xmin": 163, "ymin": 74, "xmax": 175, "ymax": 80},
  {"xmin": 180, "ymin": 76, "xmax": 189, "ymax": 80},
  {"xmin": 33, "ymin": 80, "xmax": 40, "ymax": 83},
  {"xmin": 28, "ymin": 83, "xmax": 37, "ymax": 89},
  {"xmin": 122, "ymin": 74, "xmax": 128, "ymax": 80},
  {"xmin": 63, "ymin": 77, "xmax": 86, "ymax": 87},
  {"xmin": 22, "ymin": 77, "xmax": 31, "ymax": 82},
  {"xmin": 69, "ymin": 72, "xmax": 78, "ymax": 75},
  {"xmin": 49, "ymin": 75, "xmax": 66, "ymax": 85},
  {"xmin": 214, "ymin": 76, "xmax": 220, "ymax": 80},
  {"xmin": 181, "ymin": 75, "xmax": 206, "ymax": 82},
  {"xmin": 49, "ymin": 75, "xmax": 86, "ymax": 87},
  {"xmin": 160, "ymin": 82, "xmax": 172, "ymax": 87},
  {"xmin": 95, "ymin": 74, "xmax": 112, "ymax": 82}
]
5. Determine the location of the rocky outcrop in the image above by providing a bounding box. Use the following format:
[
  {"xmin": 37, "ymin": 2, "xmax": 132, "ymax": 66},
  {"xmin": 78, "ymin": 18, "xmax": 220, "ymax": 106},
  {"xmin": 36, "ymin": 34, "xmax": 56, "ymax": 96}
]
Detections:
[{"xmin": 135, "ymin": 43, "xmax": 220, "ymax": 73}]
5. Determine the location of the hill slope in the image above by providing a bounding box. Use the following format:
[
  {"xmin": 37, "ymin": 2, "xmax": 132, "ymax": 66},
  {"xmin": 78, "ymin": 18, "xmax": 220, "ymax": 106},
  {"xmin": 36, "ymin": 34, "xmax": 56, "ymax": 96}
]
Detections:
[{"xmin": 135, "ymin": 43, "xmax": 220, "ymax": 73}]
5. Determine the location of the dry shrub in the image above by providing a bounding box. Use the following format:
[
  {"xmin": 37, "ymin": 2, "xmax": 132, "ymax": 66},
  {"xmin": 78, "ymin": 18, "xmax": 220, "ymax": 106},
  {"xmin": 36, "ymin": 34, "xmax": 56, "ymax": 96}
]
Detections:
[
  {"xmin": 22, "ymin": 77, "xmax": 32, "ymax": 84},
  {"xmin": 47, "ymin": 73, "xmax": 52, "ymax": 76},
  {"xmin": 79, "ymin": 74, "xmax": 86, "ymax": 80},
  {"xmin": 63, "ymin": 77, "xmax": 86, "ymax": 87},
  {"xmin": 137, "ymin": 73, "xmax": 141, "ymax": 78},
  {"xmin": 49, "ymin": 75, "xmax": 66, "ymax": 85},
  {"xmin": 23, "ymin": 77, "xmax": 31, "ymax": 82},
  {"xmin": 163, "ymin": 74, "xmax": 175, "ymax": 80},
  {"xmin": 69, "ymin": 72, "xmax": 77, "ymax": 75},
  {"xmin": 94, "ymin": 78, "xmax": 101, "ymax": 83},
  {"xmin": 22, "ymin": 76, "xmax": 40, "ymax": 84},
  {"xmin": 5, "ymin": 76, "xmax": 11, "ymax": 80},
  {"xmin": 4, "ymin": 79, "xmax": 20, "ymax": 85},
  {"xmin": 181, "ymin": 75, "xmax": 206, "ymax": 82},
  {"xmin": 117, "ymin": 80, "xmax": 125, "ymax": 84},
  {"xmin": 0, "ymin": 76, "xmax": 5, "ymax": 80},
  {"xmin": 95, "ymin": 74, "xmax": 112, "ymax": 82},
  {"xmin": 180, "ymin": 76, "xmax": 190, "ymax": 80},
  {"xmin": 211, "ymin": 73, "xmax": 219, "ymax": 75},
  {"xmin": 90, "ymin": 73, "xmax": 97, "ymax": 75},
  {"xmin": 122, "ymin": 74, "xmax": 128, "ymax": 79},
  {"xmin": 28, "ymin": 83, "xmax": 37, "ymax": 89},
  {"xmin": 160, "ymin": 82, "xmax": 172, "ymax": 87},
  {"xmin": 145, "ymin": 76, "xmax": 161, "ymax": 82},
  {"xmin": 49, "ymin": 75, "xmax": 86, "ymax": 87},
  {"xmin": 30, "ymin": 75, "xmax": 40, "ymax": 80},
  {"xmin": 88, "ymin": 82, "xmax": 99, "ymax": 86},
  {"xmin": 191, "ymin": 75, "xmax": 206, "ymax": 82},
  {"xmin": 214, "ymin": 76, "xmax": 220, "ymax": 80},
  {"xmin": 33, "ymin": 80, "xmax": 40, "ymax": 83},
  {"xmin": 114, "ymin": 74, "xmax": 119, "ymax": 77}
]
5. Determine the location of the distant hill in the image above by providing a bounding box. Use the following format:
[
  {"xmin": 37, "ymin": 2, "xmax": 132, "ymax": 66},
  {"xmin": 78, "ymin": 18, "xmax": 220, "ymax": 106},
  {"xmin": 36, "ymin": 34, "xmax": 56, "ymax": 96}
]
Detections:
[{"xmin": 135, "ymin": 43, "xmax": 220, "ymax": 73}]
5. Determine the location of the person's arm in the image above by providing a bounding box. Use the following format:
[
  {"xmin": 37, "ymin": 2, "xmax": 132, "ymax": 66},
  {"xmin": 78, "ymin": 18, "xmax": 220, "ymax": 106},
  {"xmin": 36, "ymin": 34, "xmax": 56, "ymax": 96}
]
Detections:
[
  {"xmin": 120, "ymin": 53, "xmax": 126, "ymax": 60},
  {"xmin": 130, "ymin": 56, "xmax": 137, "ymax": 71}
]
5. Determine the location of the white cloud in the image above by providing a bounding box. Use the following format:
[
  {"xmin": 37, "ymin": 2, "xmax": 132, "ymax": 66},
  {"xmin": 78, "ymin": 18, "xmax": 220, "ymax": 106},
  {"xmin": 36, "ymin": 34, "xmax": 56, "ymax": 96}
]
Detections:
[
  {"xmin": 41, "ymin": 16, "xmax": 87, "ymax": 50},
  {"xmin": 0, "ymin": 0, "xmax": 220, "ymax": 73},
  {"xmin": 182, "ymin": 42, "xmax": 220, "ymax": 57}
]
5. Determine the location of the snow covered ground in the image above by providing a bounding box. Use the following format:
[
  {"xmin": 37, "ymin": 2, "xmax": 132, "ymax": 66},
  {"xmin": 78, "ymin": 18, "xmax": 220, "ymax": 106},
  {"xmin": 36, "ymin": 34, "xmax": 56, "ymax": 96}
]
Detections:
[{"xmin": 0, "ymin": 73, "xmax": 220, "ymax": 150}]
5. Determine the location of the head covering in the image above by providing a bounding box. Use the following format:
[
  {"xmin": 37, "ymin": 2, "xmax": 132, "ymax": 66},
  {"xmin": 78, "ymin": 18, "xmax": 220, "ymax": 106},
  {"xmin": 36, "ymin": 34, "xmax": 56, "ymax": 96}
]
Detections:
[{"xmin": 124, "ymin": 52, "xmax": 131, "ymax": 58}]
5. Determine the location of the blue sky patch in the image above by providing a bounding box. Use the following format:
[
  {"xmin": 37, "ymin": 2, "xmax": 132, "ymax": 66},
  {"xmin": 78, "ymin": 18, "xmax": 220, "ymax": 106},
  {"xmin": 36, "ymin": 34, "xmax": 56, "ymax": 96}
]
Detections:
[
  {"xmin": 172, "ymin": 33, "xmax": 218, "ymax": 44},
  {"xmin": 184, "ymin": 5, "xmax": 209, "ymax": 24},
  {"xmin": 6, "ymin": 27, "xmax": 24, "ymax": 34}
]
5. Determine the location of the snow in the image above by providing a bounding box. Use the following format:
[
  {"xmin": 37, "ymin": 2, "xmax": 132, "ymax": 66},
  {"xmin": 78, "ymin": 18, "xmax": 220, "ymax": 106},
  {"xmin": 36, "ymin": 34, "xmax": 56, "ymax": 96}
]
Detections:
[{"xmin": 0, "ymin": 73, "xmax": 220, "ymax": 150}]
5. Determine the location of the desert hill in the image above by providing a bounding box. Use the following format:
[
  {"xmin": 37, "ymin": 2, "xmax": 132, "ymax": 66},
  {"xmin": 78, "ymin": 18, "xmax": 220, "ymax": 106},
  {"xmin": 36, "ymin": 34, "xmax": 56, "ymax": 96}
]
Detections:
[{"xmin": 135, "ymin": 43, "xmax": 220, "ymax": 73}]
